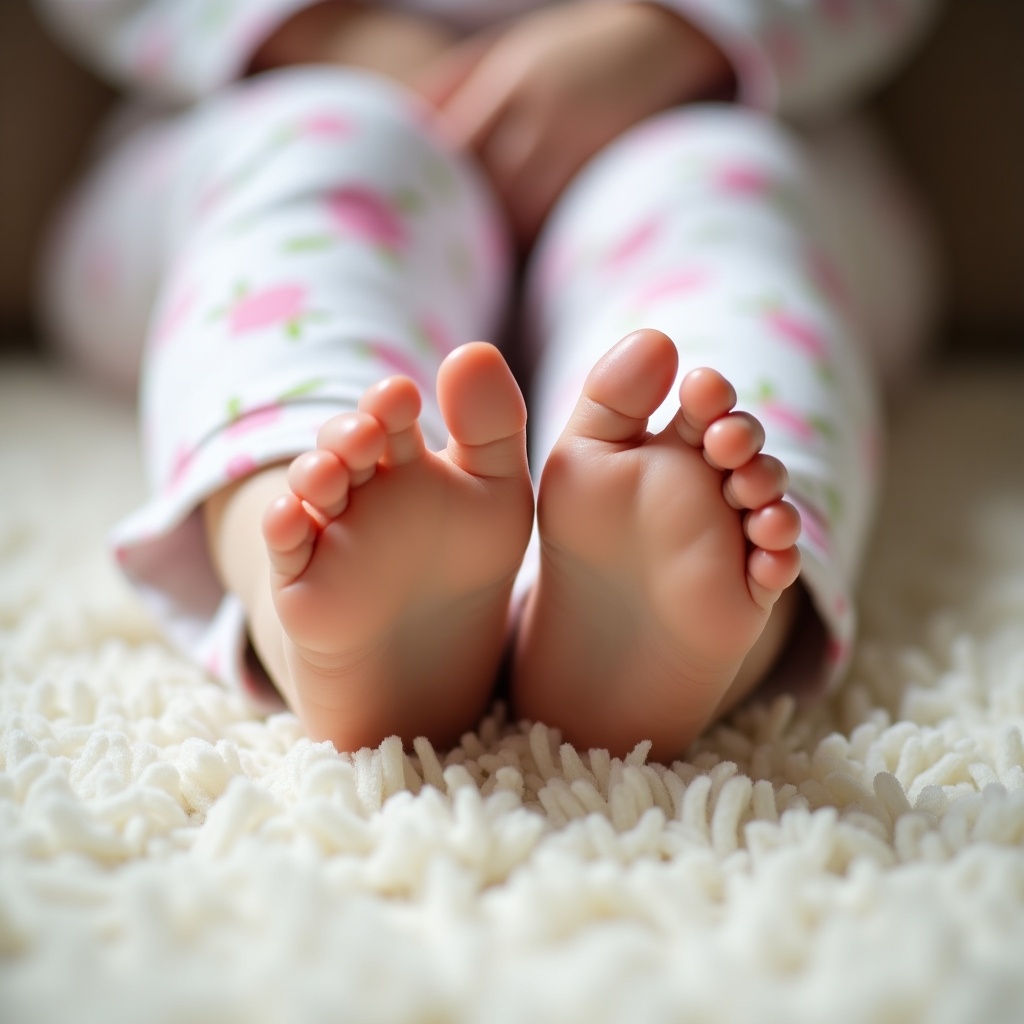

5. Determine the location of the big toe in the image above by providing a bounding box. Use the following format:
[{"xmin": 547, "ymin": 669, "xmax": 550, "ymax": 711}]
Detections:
[
  {"xmin": 438, "ymin": 342, "xmax": 528, "ymax": 479},
  {"xmin": 567, "ymin": 329, "xmax": 679, "ymax": 445}
]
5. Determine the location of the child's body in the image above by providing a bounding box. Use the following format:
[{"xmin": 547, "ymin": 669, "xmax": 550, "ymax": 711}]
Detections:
[{"xmin": 37, "ymin": 0, "xmax": 939, "ymax": 759}]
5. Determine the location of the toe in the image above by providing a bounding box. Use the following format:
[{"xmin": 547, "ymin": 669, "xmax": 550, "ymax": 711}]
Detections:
[
  {"xmin": 703, "ymin": 412, "xmax": 765, "ymax": 470},
  {"xmin": 568, "ymin": 329, "xmax": 678, "ymax": 444},
  {"xmin": 317, "ymin": 411, "xmax": 387, "ymax": 486},
  {"xmin": 263, "ymin": 493, "xmax": 317, "ymax": 581},
  {"xmin": 747, "ymin": 547, "xmax": 802, "ymax": 610},
  {"xmin": 288, "ymin": 450, "xmax": 351, "ymax": 520},
  {"xmin": 674, "ymin": 367, "xmax": 737, "ymax": 446},
  {"xmin": 438, "ymin": 342, "xmax": 529, "ymax": 479},
  {"xmin": 723, "ymin": 454, "xmax": 789, "ymax": 511},
  {"xmin": 744, "ymin": 500, "xmax": 801, "ymax": 551},
  {"xmin": 359, "ymin": 376, "xmax": 426, "ymax": 467}
]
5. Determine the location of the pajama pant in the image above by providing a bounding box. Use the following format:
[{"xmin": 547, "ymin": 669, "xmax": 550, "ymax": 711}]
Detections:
[{"xmin": 42, "ymin": 66, "xmax": 936, "ymax": 701}]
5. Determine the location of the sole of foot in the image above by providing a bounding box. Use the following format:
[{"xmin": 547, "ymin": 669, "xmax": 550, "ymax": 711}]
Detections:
[
  {"xmin": 261, "ymin": 341, "xmax": 534, "ymax": 751},
  {"xmin": 513, "ymin": 328, "xmax": 801, "ymax": 760}
]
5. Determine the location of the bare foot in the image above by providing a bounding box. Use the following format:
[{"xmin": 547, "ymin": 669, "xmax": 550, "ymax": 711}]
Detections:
[
  {"xmin": 255, "ymin": 342, "xmax": 533, "ymax": 750},
  {"xmin": 512, "ymin": 329, "xmax": 801, "ymax": 760}
]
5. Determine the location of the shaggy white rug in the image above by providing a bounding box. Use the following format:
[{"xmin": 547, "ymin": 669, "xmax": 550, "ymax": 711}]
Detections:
[{"xmin": 2, "ymin": 357, "xmax": 1024, "ymax": 1024}]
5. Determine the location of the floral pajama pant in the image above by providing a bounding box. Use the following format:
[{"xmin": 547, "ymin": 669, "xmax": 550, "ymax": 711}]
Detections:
[{"xmin": 43, "ymin": 66, "xmax": 936, "ymax": 701}]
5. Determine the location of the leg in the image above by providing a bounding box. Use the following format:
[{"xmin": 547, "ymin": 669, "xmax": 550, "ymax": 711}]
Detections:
[
  {"xmin": 515, "ymin": 105, "xmax": 934, "ymax": 758},
  {"xmin": 96, "ymin": 68, "xmax": 527, "ymax": 746}
]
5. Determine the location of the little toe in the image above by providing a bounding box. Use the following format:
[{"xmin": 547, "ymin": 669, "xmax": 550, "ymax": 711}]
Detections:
[
  {"xmin": 703, "ymin": 412, "xmax": 765, "ymax": 471},
  {"xmin": 438, "ymin": 342, "xmax": 529, "ymax": 479},
  {"xmin": 263, "ymin": 493, "xmax": 317, "ymax": 581},
  {"xmin": 747, "ymin": 547, "xmax": 801, "ymax": 610},
  {"xmin": 744, "ymin": 500, "xmax": 801, "ymax": 551},
  {"xmin": 723, "ymin": 454, "xmax": 789, "ymax": 511},
  {"xmin": 317, "ymin": 411, "xmax": 388, "ymax": 486},
  {"xmin": 568, "ymin": 329, "xmax": 679, "ymax": 445},
  {"xmin": 358, "ymin": 376, "xmax": 426, "ymax": 467},
  {"xmin": 674, "ymin": 367, "xmax": 737, "ymax": 447},
  {"xmin": 288, "ymin": 449, "xmax": 350, "ymax": 520}
]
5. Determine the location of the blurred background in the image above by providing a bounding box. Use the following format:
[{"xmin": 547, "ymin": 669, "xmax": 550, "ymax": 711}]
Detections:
[{"xmin": 1, "ymin": 0, "xmax": 1022, "ymax": 359}]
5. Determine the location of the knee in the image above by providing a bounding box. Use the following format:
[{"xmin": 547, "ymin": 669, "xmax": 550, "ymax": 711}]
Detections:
[
  {"xmin": 196, "ymin": 65, "xmax": 445, "ymax": 171},
  {"xmin": 561, "ymin": 104, "xmax": 810, "ymax": 213},
  {"xmin": 640, "ymin": 103, "xmax": 803, "ymax": 165}
]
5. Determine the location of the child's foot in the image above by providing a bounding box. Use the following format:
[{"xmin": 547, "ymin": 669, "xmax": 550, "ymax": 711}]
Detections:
[
  {"xmin": 512, "ymin": 329, "xmax": 802, "ymax": 760},
  {"xmin": 261, "ymin": 342, "xmax": 533, "ymax": 750}
]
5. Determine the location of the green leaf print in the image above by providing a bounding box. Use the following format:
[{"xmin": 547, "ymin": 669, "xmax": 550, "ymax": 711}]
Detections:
[
  {"xmin": 425, "ymin": 157, "xmax": 457, "ymax": 200},
  {"xmin": 200, "ymin": 0, "xmax": 236, "ymax": 31},
  {"xmin": 278, "ymin": 378, "xmax": 327, "ymax": 401},
  {"xmin": 283, "ymin": 235, "xmax": 335, "ymax": 254},
  {"xmin": 816, "ymin": 361, "xmax": 838, "ymax": 389},
  {"xmin": 394, "ymin": 189, "xmax": 426, "ymax": 215},
  {"xmin": 824, "ymin": 484, "xmax": 844, "ymax": 523},
  {"xmin": 809, "ymin": 415, "xmax": 838, "ymax": 441}
]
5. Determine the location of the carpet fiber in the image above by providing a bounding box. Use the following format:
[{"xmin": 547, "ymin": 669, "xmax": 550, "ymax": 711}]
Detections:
[{"xmin": 2, "ymin": 359, "xmax": 1024, "ymax": 1023}]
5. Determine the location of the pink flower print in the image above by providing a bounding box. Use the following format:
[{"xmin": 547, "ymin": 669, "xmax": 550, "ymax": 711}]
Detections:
[
  {"xmin": 358, "ymin": 340, "xmax": 433, "ymax": 391},
  {"xmin": 752, "ymin": 381, "xmax": 835, "ymax": 444},
  {"xmin": 167, "ymin": 443, "xmax": 197, "ymax": 490},
  {"xmin": 603, "ymin": 217, "xmax": 661, "ymax": 273},
  {"xmin": 806, "ymin": 248, "xmax": 851, "ymax": 315},
  {"xmin": 789, "ymin": 499, "xmax": 830, "ymax": 554},
  {"xmin": 225, "ymin": 402, "xmax": 283, "ymax": 438},
  {"xmin": 327, "ymin": 187, "xmax": 407, "ymax": 254},
  {"xmin": 298, "ymin": 113, "xmax": 353, "ymax": 139},
  {"xmin": 151, "ymin": 283, "xmax": 198, "ymax": 348},
  {"xmin": 760, "ymin": 301, "xmax": 829, "ymax": 360},
  {"xmin": 225, "ymin": 454, "xmax": 258, "ymax": 480},
  {"xmin": 714, "ymin": 164, "xmax": 774, "ymax": 199},
  {"xmin": 634, "ymin": 267, "xmax": 710, "ymax": 306},
  {"xmin": 416, "ymin": 314, "xmax": 453, "ymax": 360},
  {"xmin": 224, "ymin": 283, "xmax": 312, "ymax": 339},
  {"xmin": 762, "ymin": 403, "xmax": 824, "ymax": 443}
]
